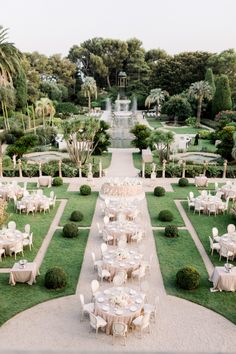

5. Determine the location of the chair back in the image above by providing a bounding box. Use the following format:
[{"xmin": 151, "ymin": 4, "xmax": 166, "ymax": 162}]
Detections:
[
  {"xmin": 91, "ymin": 252, "xmax": 96, "ymax": 263},
  {"xmin": 209, "ymin": 236, "xmax": 213, "ymax": 248},
  {"xmin": 113, "ymin": 275, "xmax": 124, "ymax": 287},
  {"xmin": 29, "ymin": 233, "xmax": 33, "ymax": 244},
  {"xmin": 112, "ymin": 322, "xmax": 127, "ymax": 336},
  {"xmin": 8, "ymin": 221, "xmax": 16, "ymax": 231},
  {"xmin": 91, "ymin": 279, "xmax": 99, "ymax": 294},
  {"xmin": 195, "ymin": 200, "xmax": 202, "ymax": 209},
  {"xmin": 201, "ymin": 190, "xmax": 207, "ymax": 198},
  {"xmin": 212, "ymin": 227, "xmax": 218, "ymax": 238},
  {"xmin": 79, "ymin": 294, "xmax": 84, "ymax": 308},
  {"xmin": 220, "ymin": 243, "xmax": 231, "ymax": 258},
  {"xmin": 97, "ymin": 266, "xmax": 103, "ymax": 277},
  {"xmin": 23, "ymin": 190, "xmax": 29, "ymax": 197},
  {"xmin": 189, "ymin": 191, "xmax": 194, "ymax": 200},
  {"xmin": 101, "ymin": 243, "xmax": 108, "ymax": 254},
  {"xmin": 119, "ymin": 234, "xmax": 127, "ymax": 242},
  {"xmin": 103, "ymin": 216, "xmax": 109, "ymax": 225},
  {"xmin": 208, "ymin": 203, "xmax": 216, "ymax": 212},
  {"xmin": 50, "ymin": 191, "xmax": 54, "ymax": 199},
  {"xmin": 227, "ymin": 224, "xmax": 236, "ymax": 234},
  {"xmin": 15, "ymin": 241, "xmax": 23, "ymax": 252},
  {"xmin": 25, "ymin": 224, "xmax": 30, "ymax": 234},
  {"xmin": 37, "ymin": 189, "xmax": 43, "ymax": 196},
  {"xmin": 118, "ymin": 240, "xmax": 126, "ymax": 249},
  {"xmin": 142, "ymin": 313, "xmax": 151, "ymax": 329},
  {"xmin": 117, "ymin": 270, "xmax": 127, "ymax": 281}
]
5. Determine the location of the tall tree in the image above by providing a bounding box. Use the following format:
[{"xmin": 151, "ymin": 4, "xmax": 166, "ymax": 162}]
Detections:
[
  {"xmin": 162, "ymin": 95, "xmax": 192, "ymax": 121},
  {"xmin": 147, "ymin": 130, "xmax": 174, "ymax": 162},
  {"xmin": 212, "ymin": 75, "xmax": 232, "ymax": 117},
  {"xmin": 14, "ymin": 67, "xmax": 27, "ymax": 109},
  {"xmin": 205, "ymin": 68, "xmax": 215, "ymax": 95},
  {"xmin": 145, "ymin": 88, "xmax": 169, "ymax": 116},
  {"xmin": 35, "ymin": 97, "xmax": 55, "ymax": 127},
  {"xmin": 81, "ymin": 77, "xmax": 97, "ymax": 111},
  {"xmin": 188, "ymin": 81, "xmax": 212, "ymax": 126}
]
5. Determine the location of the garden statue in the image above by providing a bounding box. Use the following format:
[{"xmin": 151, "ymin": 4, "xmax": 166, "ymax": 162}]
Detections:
[
  {"xmin": 152, "ymin": 162, "xmax": 156, "ymax": 174},
  {"xmin": 12, "ymin": 154, "xmax": 17, "ymax": 169}
]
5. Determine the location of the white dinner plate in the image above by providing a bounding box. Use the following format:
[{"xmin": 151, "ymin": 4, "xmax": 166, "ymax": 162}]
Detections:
[
  {"xmin": 103, "ymin": 289, "xmax": 110, "ymax": 295},
  {"xmin": 115, "ymin": 309, "xmax": 123, "ymax": 315},
  {"xmin": 130, "ymin": 306, "xmax": 137, "ymax": 312},
  {"xmin": 129, "ymin": 289, "xmax": 136, "ymax": 295},
  {"xmin": 97, "ymin": 297, "xmax": 104, "ymax": 303},
  {"xmin": 102, "ymin": 305, "xmax": 109, "ymax": 311},
  {"xmin": 129, "ymin": 261, "xmax": 135, "ymax": 265},
  {"xmin": 135, "ymin": 298, "xmax": 142, "ymax": 304}
]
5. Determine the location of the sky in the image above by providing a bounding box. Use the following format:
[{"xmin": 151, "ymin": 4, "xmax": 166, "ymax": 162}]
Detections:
[{"xmin": 1, "ymin": 0, "xmax": 236, "ymax": 57}]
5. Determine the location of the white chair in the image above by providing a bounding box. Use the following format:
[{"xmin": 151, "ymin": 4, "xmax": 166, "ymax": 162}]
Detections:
[
  {"xmin": 90, "ymin": 279, "xmax": 100, "ymax": 301},
  {"xmin": 112, "ymin": 322, "xmax": 128, "ymax": 346},
  {"xmin": 79, "ymin": 294, "xmax": 94, "ymax": 321},
  {"xmin": 9, "ymin": 241, "xmax": 24, "ymax": 260},
  {"xmin": 97, "ymin": 266, "xmax": 111, "ymax": 283},
  {"xmin": 102, "ymin": 230, "xmax": 113, "ymax": 245},
  {"xmin": 113, "ymin": 275, "xmax": 124, "ymax": 287},
  {"xmin": 100, "ymin": 243, "xmax": 108, "ymax": 256},
  {"xmin": 209, "ymin": 236, "xmax": 220, "ymax": 256},
  {"xmin": 40, "ymin": 201, "xmax": 50, "ymax": 214},
  {"xmin": 219, "ymin": 243, "xmax": 234, "ymax": 262},
  {"xmin": 116, "ymin": 270, "xmax": 127, "ymax": 284},
  {"xmin": 26, "ymin": 203, "xmax": 36, "ymax": 215},
  {"xmin": 24, "ymin": 224, "xmax": 31, "ymax": 235},
  {"xmin": 91, "ymin": 252, "xmax": 102, "ymax": 270},
  {"xmin": 189, "ymin": 191, "xmax": 195, "ymax": 202},
  {"xmin": 215, "ymin": 191, "xmax": 223, "ymax": 199},
  {"xmin": 207, "ymin": 203, "xmax": 217, "ymax": 216},
  {"xmin": 201, "ymin": 190, "xmax": 208, "ymax": 198},
  {"xmin": 103, "ymin": 216, "xmax": 109, "ymax": 225},
  {"xmin": 23, "ymin": 232, "xmax": 33, "ymax": 251},
  {"xmin": 144, "ymin": 296, "xmax": 159, "ymax": 323},
  {"xmin": 37, "ymin": 189, "xmax": 43, "ymax": 196},
  {"xmin": 194, "ymin": 200, "xmax": 204, "ymax": 215},
  {"xmin": 49, "ymin": 196, "xmax": 56, "ymax": 209},
  {"xmin": 132, "ymin": 312, "xmax": 151, "ymax": 338},
  {"xmin": 141, "ymin": 254, "xmax": 154, "ymax": 274},
  {"xmin": 227, "ymin": 190, "xmax": 236, "ymax": 202},
  {"xmin": 89, "ymin": 312, "xmax": 107, "ymax": 338},
  {"xmin": 218, "ymin": 197, "xmax": 229, "ymax": 214},
  {"xmin": 212, "ymin": 227, "xmax": 220, "ymax": 242},
  {"xmin": 0, "ymin": 245, "xmax": 5, "ymax": 261},
  {"xmin": 23, "ymin": 190, "xmax": 29, "ymax": 197},
  {"xmin": 214, "ymin": 182, "xmax": 219, "ymax": 191},
  {"xmin": 227, "ymin": 224, "xmax": 236, "ymax": 235},
  {"xmin": 131, "ymin": 265, "xmax": 146, "ymax": 284},
  {"xmin": 16, "ymin": 201, "xmax": 26, "ymax": 214},
  {"xmin": 117, "ymin": 240, "xmax": 127, "ymax": 249},
  {"xmin": 131, "ymin": 231, "xmax": 143, "ymax": 243},
  {"xmin": 187, "ymin": 196, "xmax": 195, "ymax": 211},
  {"xmin": 8, "ymin": 221, "xmax": 16, "ymax": 231},
  {"xmin": 96, "ymin": 222, "xmax": 103, "ymax": 237},
  {"xmin": 49, "ymin": 191, "xmax": 55, "ymax": 200}
]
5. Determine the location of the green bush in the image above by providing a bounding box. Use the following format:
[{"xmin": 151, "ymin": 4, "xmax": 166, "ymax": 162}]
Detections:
[
  {"xmin": 44, "ymin": 267, "xmax": 67, "ymax": 290},
  {"xmin": 178, "ymin": 177, "xmax": 189, "ymax": 187},
  {"xmin": 63, "ymin": 223, "xmax": 79, "ymax": 238},
  {"xmin": 158, "ymin": 210, "xmax": 174, "ymax": 222},
  {"xmin": 52, "ymin": 177, "xmax": 63, "ymax": 186},
  {"xmin": 80, "ymin": 184, "xmax": 91, "ymax": 195},
  {"xmin": 176, "ymin": 266, "xmax": 200, "ymax": 290},
  {"xmin": 70, "ymin": 210, "xmax": 83, "ymax": 222},
  {"xmin": 199, "ymin": 130, "xmax": 211, "ymax": 139},
  {"xmin": 165, "ymin": 225, "xmax": 179, "ymax": 238},
  {"xmin": 154, "ymin": 186, "xmax": 165, "ymax": 197},
  {"xmin": 56, "ymin": 102, "xmax": 79, "ymax": 117}
]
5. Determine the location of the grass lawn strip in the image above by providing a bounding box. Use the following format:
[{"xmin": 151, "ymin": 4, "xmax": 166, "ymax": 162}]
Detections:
[
  {"xmin": 154, "ymin": 229, "xmax": 236, "ymax": 324},
  {"xmin": 0, "ymin": 229, "xmax": 89, "ymax": 326}
]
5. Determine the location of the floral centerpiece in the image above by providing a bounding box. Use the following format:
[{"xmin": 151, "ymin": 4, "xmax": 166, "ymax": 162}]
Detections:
[
  {"xmin": 116, "ymin": 249, "xmax": 129, "ymax": 260},
  {"xmin": 109, "ymin": 291, "xmax": 130, "ymax": 308}
]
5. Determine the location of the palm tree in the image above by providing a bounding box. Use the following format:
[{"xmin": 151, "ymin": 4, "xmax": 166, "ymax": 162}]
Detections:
[
  {"xmin": 147, "ymin": 130, "xmax": 174, "ymax": 162},
  {"xmin": 188, "ymin": 81, "xmax": 212, "ymax": 127},
  {"xmin": 0, "ymin": 26, "xmax": 22, "ymax": 87},
  {"xmin": 81, "ymin": 77, "xmax": 97, "ymax": 112},
  {"xmin": 145, "ymin": 88, "xmax": 169, "ymax": 117},
  {"xmin": 35, "ymin": 97, "xmax": 55, "ymax": 128}
]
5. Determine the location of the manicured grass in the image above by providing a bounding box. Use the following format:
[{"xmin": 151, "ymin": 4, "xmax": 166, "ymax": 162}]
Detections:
[
  {"xmin": 154, "ymin": 229, "xmax": 236, "ymax": 324},
  {"xmin": 146, "ymin": 192, "xmax": 184, "ymax": 227},
  {"xmin": 187, "ymin": 139, "xmax": 217, "ymax": 153},
  {"xmin": 0, "ymin": 229, "xmax": 89, "ymax": 326},
  {"xmin": 145, "ymin": 117, "xmax": 163, "ymax": 129},
  {"xmin": 59, "ymin": 192, "xmax": 98, "ymax": 226},
  {"xmin": 89, "ymin": 152, "xmax": 112, "ymax": 169},
  {"xmin": 164, "ymin": 126, "xmax": 204, "ymax": 134}
]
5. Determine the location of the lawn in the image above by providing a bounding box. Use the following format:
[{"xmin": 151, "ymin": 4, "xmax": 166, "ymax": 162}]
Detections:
[
  {"xmin": 154, "ymin": 229, "xmax": 236, "ymax": 324},
  {"xmin": 163, "ymin": 126, "xmax": 204, "ymax": 134},
  {"xmin": 132, "ymin": 151, "xmax": 160, "ymax": 171},
  {"xmin": 145, "ymin": 117, "xmax": 163, "ymax": 129},
  {"xmin": 187, "ymin": 139, "xmax": 217, "ymax": 153},
  {"xmin": 0, "ymin": 229, "xmax": 89, "ymax": 326},
  {"xmin": 88, "ymin": 152, "xmax": 112, "ymax": 169}
]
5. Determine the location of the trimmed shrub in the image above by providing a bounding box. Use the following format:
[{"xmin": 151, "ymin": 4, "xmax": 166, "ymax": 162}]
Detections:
[
  {"xmin": 154, "ymin": 186, "xmax": 165, "ymax": 197},
  {"xmin": 158, "ymin": 210, "xmax": 174, "ymax": 222},
  {"xmin": 52, "ymin": 177, "xmax": 63, "ymax": 186},
  {"xmin": 70, "ymin": 210, "xmax": 83, "ymax": 222},
  {"xmin": 176, "ymin": 266, "xmax": 200, "ymax": 290},
  {"xmin": 80, "ymin": 184, "xmax": 91, "ymax": 195},
  {"xmin": 178, "ymin": 177, "xmax": 189, "ymax": 187},
  {"xmin": 165, "ymin": 225, "xmax": 179, "ymax": 238},
  {"xmin": 63, "ymin": 223, "xmax": 79, "ymax": 238},
  {"xmin": 44, "ymin": 267, "xmax": 67, "ymax": 290}
]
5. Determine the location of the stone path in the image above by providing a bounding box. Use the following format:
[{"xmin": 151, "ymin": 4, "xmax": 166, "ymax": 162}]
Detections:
[{"xmin": 0, "ymin": 151, "xmax": 236, "ymax": 352}]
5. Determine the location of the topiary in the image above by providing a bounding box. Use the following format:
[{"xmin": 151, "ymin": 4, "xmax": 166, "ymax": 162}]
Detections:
[
  {"xmin": 165, "ymin": 225, "xmax": 179, "ymax": 238},
  {"xmin": 52, "ymin": 176, "xmax": 63, "ymax": 186},
  {"xmin": 154, "ymin": 186, "xmax": 165, "ymax": 197},
  {"xmin": 70, "ymin": 210, "xmax": 83, "ymax": 222},
  {"xmin": 178, "ymin": 177, "xmax": 189, "ymax": 187},
  {"xmin": 176, "ymin": 266, "xmax": 200, "ymax": 290},
  {"xmin": 44, "ymin": 266, "xmax": 67, "ymax": 290},
  {"xmin": 158, "ymin": 210, "xmax": 174, "ymax": 222},
  {"xmin": 63, "ymin": 223, "xmax": 79, "ymax": 238},
  {"xmin": 80, "ymin": 184, "xmax": 91, "ymax": 195}
]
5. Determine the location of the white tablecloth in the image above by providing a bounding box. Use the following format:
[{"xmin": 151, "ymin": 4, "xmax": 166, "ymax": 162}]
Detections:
[
  {"xmin": 210, "ymin": 266, "xmax": 236, "ymax": 291},
  {"xmin": 195, "ymin": 176, "xmax": 208, "ymax": 187},
  {"xmin": 9, "ymin": 262, "xmax": 39, "ymax": 285}
]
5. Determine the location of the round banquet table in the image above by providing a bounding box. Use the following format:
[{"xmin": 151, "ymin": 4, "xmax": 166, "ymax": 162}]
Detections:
[
  {"xmin": 94, "ymin": 287, "xmax": 144, "ymax": 335},
  {"xmin": 220, "ymin": 185, "xmax": 236, "ymax": 199},
  {"xmin": 195, "ymin": 195, "xmax": 223, "ymax": 213},
  {"xmin": 0, "ymin": 229, "xmax": 24, "ymax": 255},
  {"xmin": 219, "ymin": 233, "xmax": 236, "ymax": 256},
  {"xmin": 21, "ymin": 194, "xmax": 50, "ymax": 211},
  {"xmin": 102, "ymin": 249, "xmax": 142, "ymax": 279},
  {"xmin": 104, "ymin": 221, "xmax": 142, "ymax": 244}
]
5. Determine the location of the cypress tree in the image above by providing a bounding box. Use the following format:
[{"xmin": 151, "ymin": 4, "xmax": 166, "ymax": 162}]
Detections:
[
  {"xmin": 14, "ymin": 68, "xmax": 27, "ymax": 110},
  {"xmin": 212, "ymin": 74, "xmax": 232, "ymax": 117},
  {"xmin": 205, "ymin": 68, "xmax": 215, "ymax": 95}
]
